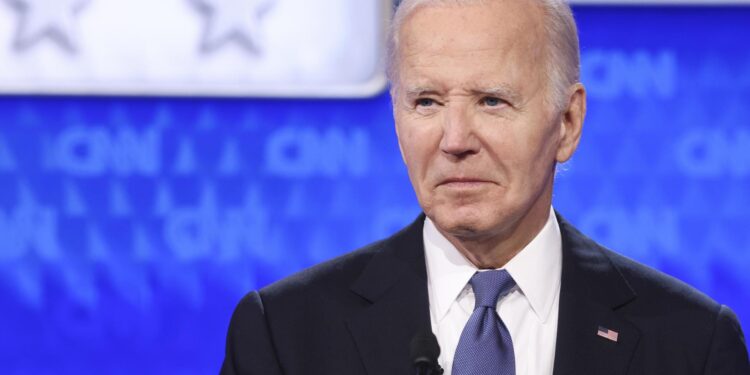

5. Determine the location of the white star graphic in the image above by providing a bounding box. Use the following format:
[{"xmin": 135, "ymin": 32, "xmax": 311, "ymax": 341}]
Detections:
[
  {"xmin": 190, "ymin": 0, "xmax": 275, "ymax": 54},
  {"xmin": 5, "ymin": 0, "xmax": 91, "ymax": 52}
]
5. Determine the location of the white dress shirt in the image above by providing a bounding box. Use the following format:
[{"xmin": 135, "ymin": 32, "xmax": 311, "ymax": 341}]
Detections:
[{"xmin": 423, "ymin": 207, "xmax": 562, "ymax": 375}]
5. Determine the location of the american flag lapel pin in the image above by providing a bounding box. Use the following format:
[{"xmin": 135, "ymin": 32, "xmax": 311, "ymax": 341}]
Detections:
[{"xmin": 597, "ymin": 326, "xmax": 619, "ymax": 342}]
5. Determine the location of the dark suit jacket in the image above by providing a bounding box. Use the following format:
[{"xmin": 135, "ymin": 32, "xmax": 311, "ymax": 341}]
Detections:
[{"xmin": 220, "ymin": 214, "xmax": 749, "ymax": 374}]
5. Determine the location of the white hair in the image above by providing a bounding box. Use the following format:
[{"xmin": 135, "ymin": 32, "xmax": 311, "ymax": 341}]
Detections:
[{"xmin": 387, "ymin": 0, "xmax": 580, "ymax": 111}]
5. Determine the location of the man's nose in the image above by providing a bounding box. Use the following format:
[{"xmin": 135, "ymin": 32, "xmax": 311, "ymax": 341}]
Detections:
[{"xmin": 439, "ymin": 104, "xmax": 480, "ymax": 158}]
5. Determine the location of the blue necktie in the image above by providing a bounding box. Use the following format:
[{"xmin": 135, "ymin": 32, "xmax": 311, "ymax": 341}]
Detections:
[{"xmin": 452, "ymin": 269, "xmax": 516, "ymax": 375}]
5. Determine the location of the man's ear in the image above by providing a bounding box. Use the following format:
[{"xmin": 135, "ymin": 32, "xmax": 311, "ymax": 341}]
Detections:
[{"xmin": 556, "ymin": 83, "xmax": 586, "ymax": 163}]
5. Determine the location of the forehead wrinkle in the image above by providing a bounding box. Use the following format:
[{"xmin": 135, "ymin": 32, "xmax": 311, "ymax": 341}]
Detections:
[
  {"xmin": 404, "ymin": 80, "xmax": 520, "ymax": 95},
  {"xmin": 401, "ymin": 76, "xmax": 450, "ymax": 97},
  {"xmin": 404, "ymin": 86, "xmax": 438, "ymax": 98}
]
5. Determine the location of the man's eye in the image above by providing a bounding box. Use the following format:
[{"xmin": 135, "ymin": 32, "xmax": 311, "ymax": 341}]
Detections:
[
  {"xmin": 416, "ymin": 98, "xmax": 435, "ymax": 107},
  {"xmin": 482, "ymin": 97, "xmax": 503, "ymax": 107}
]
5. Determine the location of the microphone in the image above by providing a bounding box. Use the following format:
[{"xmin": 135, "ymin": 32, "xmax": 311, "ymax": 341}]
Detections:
[{"xmin": 410, "ymin": 331, "xmax": 444, "ymax": 375}]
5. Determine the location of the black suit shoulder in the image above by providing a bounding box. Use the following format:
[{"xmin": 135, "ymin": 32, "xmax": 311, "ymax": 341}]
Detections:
[
  {"xmin": 602, "ymin": 246, "xmax": 719, "ymax": 313},
  {"xmin": 594, "ymin": 241, "xmax": 749, "ymax": 373},
  {"xmin": 260, "ymin": 238, "xmax": 383, "ymax": 302},
  {"xmin": 221, "ymin": 240, "xmax": 386, "ymax": 375},
  {"xmin": 259, "ymin": 215, "xmax": 425, "ymax": 306},
  {"xmin": 221, "ymin": 217, "xmax": 428, "ymax": 375}
]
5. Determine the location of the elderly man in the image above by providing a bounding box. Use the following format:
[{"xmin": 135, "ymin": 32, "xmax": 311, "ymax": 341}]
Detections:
[{"xmin": 221, "ymin": 0, "xmax": 749, "ymax": 374}]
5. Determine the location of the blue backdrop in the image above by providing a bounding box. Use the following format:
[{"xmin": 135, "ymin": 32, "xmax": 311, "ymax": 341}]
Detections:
[{"xmin": 1, "ymin": 5, "xmax": 749, "ymax": 374}]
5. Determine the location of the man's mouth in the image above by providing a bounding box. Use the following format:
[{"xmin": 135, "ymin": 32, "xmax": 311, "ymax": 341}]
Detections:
[{"xmin": 438, "ymin": 177, "xmax": 493, "ymax": 187}]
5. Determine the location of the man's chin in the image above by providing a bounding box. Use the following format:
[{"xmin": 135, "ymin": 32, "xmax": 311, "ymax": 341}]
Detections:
[{"xmin": 427, "ymin": 207, "xmax": 496, "ymax": 238}]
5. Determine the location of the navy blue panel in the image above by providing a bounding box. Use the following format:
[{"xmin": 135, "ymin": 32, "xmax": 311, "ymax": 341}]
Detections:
[{"xmin": 0, "ymin": 6, "xmax": 749, "ymax": 374}]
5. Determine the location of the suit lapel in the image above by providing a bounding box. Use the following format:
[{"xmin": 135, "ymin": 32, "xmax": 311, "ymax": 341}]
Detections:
[
  {"xmin": 344, "ymin": 213, "xmax": 643, "ymax": 375},
  {"xmin": 346, "ymin": 216, "xmax": 432, "ymax": 375},
  {"xmin": 553, "ymin": 215, "xmax": 641, "ymax": 375}
]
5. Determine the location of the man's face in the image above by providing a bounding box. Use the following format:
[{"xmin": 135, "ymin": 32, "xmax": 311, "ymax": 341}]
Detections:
[{"xmin": 393, "ymin": 0, "xmax": 581, "ymax": 242}]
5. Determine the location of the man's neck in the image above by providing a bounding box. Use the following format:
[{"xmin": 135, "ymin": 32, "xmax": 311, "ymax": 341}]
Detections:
[{"xmin": 437, "ymin": 200, "xmax": 553, "ymax": 270}]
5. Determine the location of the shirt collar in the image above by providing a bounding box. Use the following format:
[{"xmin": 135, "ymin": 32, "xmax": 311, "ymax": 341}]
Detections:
[{"xmin": 423, "ymin": 207, "xmax": 562, "ymax": 323}]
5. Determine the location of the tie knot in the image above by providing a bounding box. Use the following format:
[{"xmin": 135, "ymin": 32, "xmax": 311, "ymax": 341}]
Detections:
[{"xmin": 469, "ymin": 269, "xmax": 515, "ymax": 308}]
